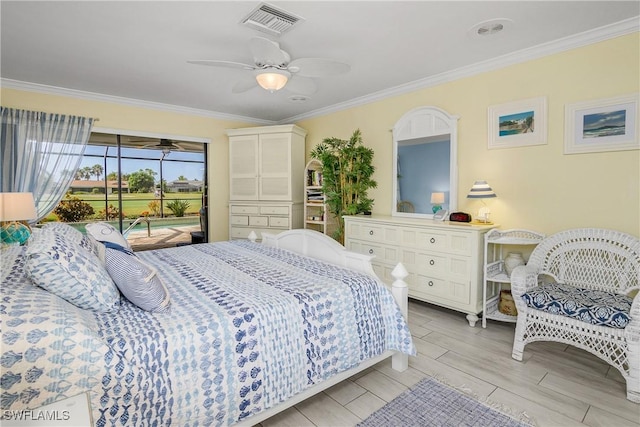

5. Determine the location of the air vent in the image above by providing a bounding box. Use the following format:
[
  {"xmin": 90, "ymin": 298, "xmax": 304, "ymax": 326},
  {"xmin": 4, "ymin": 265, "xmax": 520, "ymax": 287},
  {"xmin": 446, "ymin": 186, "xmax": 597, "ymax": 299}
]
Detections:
[{"xmin": 240, "ymin": 3, "xmax": 303, "ymax": 36}]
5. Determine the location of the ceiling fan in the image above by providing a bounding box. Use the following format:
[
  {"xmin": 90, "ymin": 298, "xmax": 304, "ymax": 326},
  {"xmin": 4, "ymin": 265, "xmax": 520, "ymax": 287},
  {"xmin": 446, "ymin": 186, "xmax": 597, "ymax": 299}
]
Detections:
[
  {"xmin": 188, "ymin": 37, "xmax": 350, "ymax": 95},
  {"xmin": 141, "ymin": 139, "xmax": 185, "ymax": 153}
]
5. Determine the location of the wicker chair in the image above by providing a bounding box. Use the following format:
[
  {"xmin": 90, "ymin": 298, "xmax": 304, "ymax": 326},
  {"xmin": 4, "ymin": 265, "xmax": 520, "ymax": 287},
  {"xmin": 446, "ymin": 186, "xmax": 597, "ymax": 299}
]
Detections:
[{"xmin": 511, "ymin": 228, "xmax": 640, "ymax": 403}]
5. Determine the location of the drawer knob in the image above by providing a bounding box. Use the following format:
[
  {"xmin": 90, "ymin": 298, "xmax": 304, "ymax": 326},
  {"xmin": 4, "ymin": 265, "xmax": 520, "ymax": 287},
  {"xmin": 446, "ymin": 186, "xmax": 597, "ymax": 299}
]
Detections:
[
  {"xmin": 368, "ymin": 249, "xmax": 374, "ymax": 254},
  {"xmin": 369, "ymin": 230, "xmax": 374, "ymax": 235},
  {"xmin": 430, "ymin": 237, "xmax": 436, "ymax": 244},
  {"xmin": 428, "ymin": 281, "xmax": 434, "ymax": 287},
  {"xmin": 429, "ymin": 259, "xmax": 435, "ymax": 266}
]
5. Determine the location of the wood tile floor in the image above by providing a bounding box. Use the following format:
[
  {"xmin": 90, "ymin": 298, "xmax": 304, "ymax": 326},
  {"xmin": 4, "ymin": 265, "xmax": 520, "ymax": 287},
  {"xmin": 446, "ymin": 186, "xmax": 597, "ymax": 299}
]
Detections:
[{"xmin": 259, "ymin": 299, "xmax": 640, "ymax": 427}]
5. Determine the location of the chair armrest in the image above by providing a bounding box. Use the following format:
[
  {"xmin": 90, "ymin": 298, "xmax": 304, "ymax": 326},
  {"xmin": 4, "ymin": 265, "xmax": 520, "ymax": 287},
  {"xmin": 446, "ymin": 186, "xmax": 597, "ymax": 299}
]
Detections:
[
  {"xmin": 511, "ymin": 264, "xmax": 540, "ymax": 298},
  {"xmin": 628, "ymin": 292, "xmax": 640, "ymax": 332}
]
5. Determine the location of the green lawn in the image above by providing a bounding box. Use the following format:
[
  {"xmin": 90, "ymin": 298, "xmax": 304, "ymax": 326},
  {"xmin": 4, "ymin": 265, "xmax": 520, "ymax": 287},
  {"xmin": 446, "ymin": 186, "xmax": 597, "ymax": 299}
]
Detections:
[{"xmin": 47, "ymin": 192, "xmax": 202, "ymax": 221}]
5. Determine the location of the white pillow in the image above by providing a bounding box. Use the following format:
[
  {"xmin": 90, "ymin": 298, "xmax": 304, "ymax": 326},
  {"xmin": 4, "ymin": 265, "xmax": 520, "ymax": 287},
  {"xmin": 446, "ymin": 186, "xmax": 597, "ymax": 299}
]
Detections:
[{"xmin": 85, "ymin": 222, "xmax": 131, "ymax": 250}]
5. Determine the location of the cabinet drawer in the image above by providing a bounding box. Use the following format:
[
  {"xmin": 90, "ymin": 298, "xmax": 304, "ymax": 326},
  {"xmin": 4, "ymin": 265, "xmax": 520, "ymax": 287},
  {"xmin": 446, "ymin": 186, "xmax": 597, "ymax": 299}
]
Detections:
[
  {"xmin": 231, "ymin": 227, "xmax": 254, "ymax": 239},
  {"xmin": 346, "ymin": 222, "xmax": 395, "ymax": 244},
  {"xmin": 348, "ymin": 240, "xmax": 398, "ymax": 263},
  {"xmin": 249, "ymin": 216, "xmax": 268, "ymax": 227},
  {"xmin": 414, "ymin": 230, "xmax": 472, "ymax": 256},
  {"xmin": 260, "ymin": 206, "xmax": 289, "ymax": 215},
  {"xmin": 269, "ymin": 217, "xmax": 289, "ymax": 227},
  {"xmin": 412, "ymin": 274, "xmax": 470, "ymax": 305},
  {"xmin": 231, "ymin": 215, "xmax": 249, "ymax": 226},
  {"xmin": 231, "ymin": 205, "xmax": 259, "ymax": 214},
  {"xmin": 413, "ymin": 252, "xmax": 448, "ymax": 276}
]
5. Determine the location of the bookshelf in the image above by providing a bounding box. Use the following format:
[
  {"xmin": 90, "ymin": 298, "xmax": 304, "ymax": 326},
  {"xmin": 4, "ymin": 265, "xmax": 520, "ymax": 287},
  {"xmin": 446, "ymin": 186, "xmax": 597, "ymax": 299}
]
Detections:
[{"xmin": 304, "ymin": 159, "xmax": 336, "ymax": 236}]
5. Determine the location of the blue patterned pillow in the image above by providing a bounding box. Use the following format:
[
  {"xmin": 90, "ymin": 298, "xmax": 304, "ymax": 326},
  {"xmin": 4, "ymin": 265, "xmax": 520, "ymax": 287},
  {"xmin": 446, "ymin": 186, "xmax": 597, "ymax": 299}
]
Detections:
[
  {"xmin": 25, "ymin": 231, "xmax": 120, "ymax": 313},
  {"xmin": 522, "ymin": 283, "xmax": 632, "ymax": 329},
  {"xmin": 102, "ymin": 243, "xmax": 171, "ymax": 313},
  {"xmin": 39, "ymin": 221, "xmax": 97, "ymax": 255}
]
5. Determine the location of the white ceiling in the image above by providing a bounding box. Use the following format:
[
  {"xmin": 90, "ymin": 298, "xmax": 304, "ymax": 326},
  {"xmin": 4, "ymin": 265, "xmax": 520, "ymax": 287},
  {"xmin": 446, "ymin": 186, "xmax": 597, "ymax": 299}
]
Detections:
[{"xmin": 1, "ymin": 1, "xmax": 638, "ymax": 124}]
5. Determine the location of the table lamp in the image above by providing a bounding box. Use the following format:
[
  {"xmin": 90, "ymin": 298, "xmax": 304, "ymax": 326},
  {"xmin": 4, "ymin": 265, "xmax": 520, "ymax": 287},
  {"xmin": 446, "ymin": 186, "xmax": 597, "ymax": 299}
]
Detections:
[
  {"xmin": 0, "ymin": 192, "xmax": 37, "ymax": 245},
  {"xmin": 466, "ymin": 180, "xmax": 496, "ymax": 223},
  {"xmin": 430, "ymin": 192, "xmax": 445, "ymax": 213}
]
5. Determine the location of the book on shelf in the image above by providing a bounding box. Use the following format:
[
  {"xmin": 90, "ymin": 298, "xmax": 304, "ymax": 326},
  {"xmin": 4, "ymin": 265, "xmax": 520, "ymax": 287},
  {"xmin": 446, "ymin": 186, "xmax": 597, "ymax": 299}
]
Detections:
[
  {"xmin": 306, "ymin": 190, "xmax": 324, "ymax": 202},
  {"xmin": 307, "ymin": 169, "xmax": 323, "ymax": 187}
]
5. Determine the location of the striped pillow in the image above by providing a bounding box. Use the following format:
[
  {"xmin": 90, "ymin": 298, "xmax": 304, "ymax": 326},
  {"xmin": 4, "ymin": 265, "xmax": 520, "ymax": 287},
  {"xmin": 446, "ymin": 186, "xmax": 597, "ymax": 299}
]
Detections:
[{"xmin": 102, "ymin": 243, "xmax": 171, "ymax": 313}]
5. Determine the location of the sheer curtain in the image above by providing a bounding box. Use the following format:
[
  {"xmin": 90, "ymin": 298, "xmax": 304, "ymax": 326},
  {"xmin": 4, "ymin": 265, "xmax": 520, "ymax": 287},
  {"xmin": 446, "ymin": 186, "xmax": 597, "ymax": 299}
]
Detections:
[{"xmin": 0, "ymin": 107, "xmax": 94, "ymax": 222}]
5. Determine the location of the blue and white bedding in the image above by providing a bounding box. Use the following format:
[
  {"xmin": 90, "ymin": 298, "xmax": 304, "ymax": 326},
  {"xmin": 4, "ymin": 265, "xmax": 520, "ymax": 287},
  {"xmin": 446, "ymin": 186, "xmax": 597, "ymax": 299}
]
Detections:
[{"xmin": 1, "ymin": 240, "xmax": 415, "ymax": 426}]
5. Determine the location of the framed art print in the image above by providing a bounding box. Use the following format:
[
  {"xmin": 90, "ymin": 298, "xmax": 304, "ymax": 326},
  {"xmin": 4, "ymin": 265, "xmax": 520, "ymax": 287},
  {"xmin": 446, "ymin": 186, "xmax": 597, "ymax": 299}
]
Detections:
[
  {"xmin": 488, "ymin": 97, "xmax": 547, "ymax": 149},
  {"xmin": 564, "ymin": 93, "xmax": 639, "ymax": 154}
]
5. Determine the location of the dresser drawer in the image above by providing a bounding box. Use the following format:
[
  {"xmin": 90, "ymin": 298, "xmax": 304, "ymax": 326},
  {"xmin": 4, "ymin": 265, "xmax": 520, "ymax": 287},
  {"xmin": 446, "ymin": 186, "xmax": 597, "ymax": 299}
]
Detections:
[
  {"xmin": 346, "ymin": 221, "xmax": 396, "ymax": 244},
  {"xmin": 347, "ymin": 240, "xmax": 389, "ymax": 260},
  {"xmin": 249, "ymin": 216, "xmax": 268, "ymax": 227},
  {"xmin": 412, "ymin": 251, "xmax": 449, "ymax": 276},
  {"xmin": 230, "ymin": 227, "xmax": 271, "ymax": 240},
  {"xmin": 260, "ymin": 206, "xmax": 289, "ymax": 215},
  {"xmin": 230, "ymin": 227, "xmax": 254, "ymax": 239},
  {"xmin": 269, "ymin": 217, "xmax": 289, "ymax": 228},
  {"xmin": 346, "ymin": 219, "xmax": 472, "ymax": 255},
  {"xmin": 231, "ymin": 205, "xmax": 259, "ymax": 214},
  {"xmin": 411, "ymin": 274, "xmax": 470, "ymax": 305},
  {"xmin": 231, "ymin": 215, "xmax": 249, "ymax": 226},
  {"xmin": 403, "ymin": 228, "xmax": 472, "ymax": 256}
]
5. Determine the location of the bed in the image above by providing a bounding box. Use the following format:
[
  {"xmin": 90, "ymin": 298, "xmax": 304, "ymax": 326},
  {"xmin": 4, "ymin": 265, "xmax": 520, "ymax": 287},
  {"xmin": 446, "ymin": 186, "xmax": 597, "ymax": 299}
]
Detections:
[{"xmin": 1, "ymin": 226, "xmax": 415, "ymax": 426}]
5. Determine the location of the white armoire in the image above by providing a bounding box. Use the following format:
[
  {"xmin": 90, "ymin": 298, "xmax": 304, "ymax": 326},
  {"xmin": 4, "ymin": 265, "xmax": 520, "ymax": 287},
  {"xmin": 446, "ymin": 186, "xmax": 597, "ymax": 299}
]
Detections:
[{"xmin": 227, "ymin": 124, "xmax": 307, "ymax": 240}]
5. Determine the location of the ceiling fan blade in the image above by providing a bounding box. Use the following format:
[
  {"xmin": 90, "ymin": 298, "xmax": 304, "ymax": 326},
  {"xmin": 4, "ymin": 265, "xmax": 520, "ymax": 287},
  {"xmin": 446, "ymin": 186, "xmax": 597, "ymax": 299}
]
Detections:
[
  {"xmin": 187, "ymin": 60, "xmax": 256, "ymax": 70},
  {"xmin": 288, "ymin": 58, "xmax": 350, "ymax": 77},
  {"xmin": 232, "ymin": 76, "xmax": 258, "ymax": 93},
  {"xmin": 285, "ymin": 75, "xmax": 317, "ymax": 96},
  {"xmin": 249, "ymin": 36, "xmax": 287, "ymax": 67}
]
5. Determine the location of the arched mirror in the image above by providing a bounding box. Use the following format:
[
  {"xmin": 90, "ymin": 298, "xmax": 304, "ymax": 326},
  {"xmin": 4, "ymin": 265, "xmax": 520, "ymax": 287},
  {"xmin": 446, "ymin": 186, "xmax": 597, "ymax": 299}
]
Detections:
[{"xmin": 392, "ymin": 106, "xmax": 458, "ymax": 218}]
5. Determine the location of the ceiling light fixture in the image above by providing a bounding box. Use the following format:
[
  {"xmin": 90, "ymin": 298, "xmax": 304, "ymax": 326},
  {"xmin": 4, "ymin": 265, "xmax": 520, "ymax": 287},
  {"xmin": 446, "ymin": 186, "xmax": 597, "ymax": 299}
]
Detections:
[
  {"xmin": 289, "ymin": 95, "xmax": 308, "ymax": 102},
  {"xmin": 255, "ymin": 69, "xmax": 290, "ymax": 92},
  {"xmin": 468, "ymin": 18, "xmax": 513, "ymax": 39}
]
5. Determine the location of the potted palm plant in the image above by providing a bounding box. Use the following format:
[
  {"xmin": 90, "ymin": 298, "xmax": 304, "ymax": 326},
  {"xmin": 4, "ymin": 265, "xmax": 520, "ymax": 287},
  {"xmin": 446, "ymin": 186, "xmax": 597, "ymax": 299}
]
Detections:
[{"xmin": 310, "ymin": 129, "xmax": 377, "ymax": 243}]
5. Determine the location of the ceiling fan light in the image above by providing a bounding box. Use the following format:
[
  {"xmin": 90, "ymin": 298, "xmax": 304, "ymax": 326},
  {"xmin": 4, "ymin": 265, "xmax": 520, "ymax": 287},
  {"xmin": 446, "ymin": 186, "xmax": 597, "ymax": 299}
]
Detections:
[{"xmin": 255, "ymin": 69, "xmax": 290, "ymax": 92}]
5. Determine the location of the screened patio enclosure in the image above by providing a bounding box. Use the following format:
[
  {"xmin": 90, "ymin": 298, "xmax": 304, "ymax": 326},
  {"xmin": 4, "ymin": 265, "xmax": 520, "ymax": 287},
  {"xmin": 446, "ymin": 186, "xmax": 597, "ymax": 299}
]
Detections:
[{"xmin": 55, "ymin": 132, "xmax": 208, "ymax": 250}]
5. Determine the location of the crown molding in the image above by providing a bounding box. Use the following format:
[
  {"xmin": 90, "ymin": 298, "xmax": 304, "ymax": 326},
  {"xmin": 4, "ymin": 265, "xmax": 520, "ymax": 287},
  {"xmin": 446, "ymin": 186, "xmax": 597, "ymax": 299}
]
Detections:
[
  {"xmin": 0, "ymin": 78, "xmax": 275, "ymax": 126},
  {"xmin": 1, "ymin": 17, "xmax": 637, "ymax": 126},
  {"xmin": 279, "ymin": 17, "xmax": 640, "ymax": 124}
]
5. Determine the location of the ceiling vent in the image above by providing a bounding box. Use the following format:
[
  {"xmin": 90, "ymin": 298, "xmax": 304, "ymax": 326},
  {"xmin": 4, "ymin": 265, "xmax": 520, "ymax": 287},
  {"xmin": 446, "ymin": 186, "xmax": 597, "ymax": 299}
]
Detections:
[{"xmin": 240, "ymin": 3, "xmax": 303, "ymax": 36}]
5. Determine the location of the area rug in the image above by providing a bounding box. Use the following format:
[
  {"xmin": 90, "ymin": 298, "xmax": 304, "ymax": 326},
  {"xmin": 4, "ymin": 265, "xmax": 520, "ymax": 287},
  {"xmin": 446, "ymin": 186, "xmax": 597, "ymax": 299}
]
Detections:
[{"xmin": 357, "ymin": 377, "xmax": 533, "ymax": 427}]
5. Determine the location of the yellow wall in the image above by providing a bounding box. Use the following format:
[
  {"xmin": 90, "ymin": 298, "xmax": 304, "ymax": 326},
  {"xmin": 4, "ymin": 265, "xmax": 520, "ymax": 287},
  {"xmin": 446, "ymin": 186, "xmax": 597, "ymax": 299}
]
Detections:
[
  {"xmin": 298, "ymin": 33, "xmax": 640, "ymax": 237},
  {"xmin": 2, "ymin": 32, "xmax": 639, "ymax": 239},
  {"xmin": 0, "ymin": 88, "xmax": 253, "ymax": 242}
]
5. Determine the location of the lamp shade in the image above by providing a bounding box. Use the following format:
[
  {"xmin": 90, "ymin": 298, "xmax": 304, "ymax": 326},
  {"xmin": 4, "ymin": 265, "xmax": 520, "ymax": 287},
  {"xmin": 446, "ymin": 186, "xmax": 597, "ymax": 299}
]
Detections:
[
  {"xmin": 255, "ymin": 69, "xmax": 290, "ymax": 92},
  {"xmin": 430, "ymin": 192, "xmax": 445, "ymax": 204},
  {"xmin": 466, "ymin": 181, "xmax": 497, "ymax": 199},
  {"xmin": 0, "ymin": 192, "xmax": 37, "ymax": 221}
]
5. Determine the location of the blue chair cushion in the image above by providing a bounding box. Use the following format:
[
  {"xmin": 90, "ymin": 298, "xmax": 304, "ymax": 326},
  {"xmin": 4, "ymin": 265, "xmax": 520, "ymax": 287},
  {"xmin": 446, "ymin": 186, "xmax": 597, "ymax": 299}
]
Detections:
[{"xmin": 522, "ymin": 283, "xmax": 632, "ymax": 329}]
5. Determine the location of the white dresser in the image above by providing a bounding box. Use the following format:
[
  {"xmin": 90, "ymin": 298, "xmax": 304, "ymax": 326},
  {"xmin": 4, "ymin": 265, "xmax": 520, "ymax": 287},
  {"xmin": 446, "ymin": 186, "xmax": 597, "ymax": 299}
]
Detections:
[
  {"xmin": 227, "ymin": 125, "xmax": 306, "ymax": 240},
  {"xmin": 344, "ymin": 215, "xmax": 495, "ymax": 326}
]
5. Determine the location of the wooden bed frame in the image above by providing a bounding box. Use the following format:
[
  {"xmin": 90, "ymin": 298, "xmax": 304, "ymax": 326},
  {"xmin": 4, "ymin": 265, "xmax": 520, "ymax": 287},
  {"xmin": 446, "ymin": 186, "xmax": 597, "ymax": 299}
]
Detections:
[{"xmin": 236, "ymin": 229, "xmax": 410, "ymax": 426}]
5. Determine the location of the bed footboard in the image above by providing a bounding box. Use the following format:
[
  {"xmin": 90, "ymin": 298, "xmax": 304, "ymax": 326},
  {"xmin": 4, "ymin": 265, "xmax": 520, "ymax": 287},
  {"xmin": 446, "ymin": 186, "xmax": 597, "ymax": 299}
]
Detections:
[{"xmin": 258, "ymin": 228, "xmax": 410, "ymax": 373}]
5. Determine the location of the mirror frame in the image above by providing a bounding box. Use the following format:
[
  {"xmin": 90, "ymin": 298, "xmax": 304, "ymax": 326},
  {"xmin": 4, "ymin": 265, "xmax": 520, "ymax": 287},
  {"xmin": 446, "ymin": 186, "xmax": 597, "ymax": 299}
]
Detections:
[{"xmin": 392, "ymin": 106, "xmax": 459, "ymax": 218}]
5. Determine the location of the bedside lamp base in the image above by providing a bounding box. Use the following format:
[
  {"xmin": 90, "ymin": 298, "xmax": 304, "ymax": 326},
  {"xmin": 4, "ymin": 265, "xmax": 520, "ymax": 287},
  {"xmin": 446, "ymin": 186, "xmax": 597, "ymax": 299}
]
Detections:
[{"xmin": 1, "ymin": 221, "xmax": 32, "ymax": 246}]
